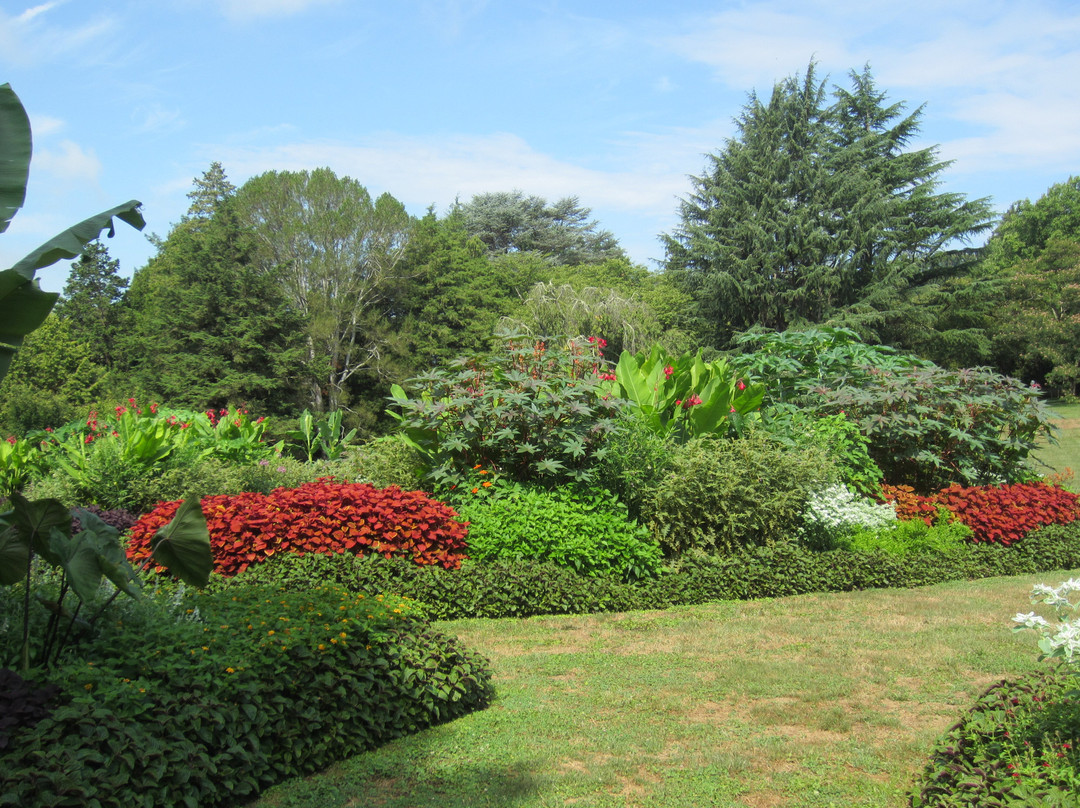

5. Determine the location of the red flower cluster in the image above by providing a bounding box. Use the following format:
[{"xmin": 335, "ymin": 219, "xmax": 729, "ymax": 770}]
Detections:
[
  {"xmin": 126, "ymin": 480, "xmax": 469, "ymax": 577},
  {"xmin": 881, "ymin": 481, "xmax": 1080, "ymax": 545}
]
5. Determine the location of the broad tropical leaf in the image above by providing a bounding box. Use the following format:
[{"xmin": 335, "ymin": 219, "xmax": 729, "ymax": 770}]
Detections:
[
  {"xmin": 9, "ymin": 492, "xmax": 70, "ymax": 566},
  {"xmin": 0, "ymin": 523, "xmax": 29, "ymax": 585},
  {"xmin": 73, "ymin": 508, "xmax": 142, "ymax": 598},
  {"xmin": 0, "ymin": 83, "xmax": 30, "ymax": 235},
  {"xmin": 150, "ymin": 498, "xmax": 213, "ymax": 587}
]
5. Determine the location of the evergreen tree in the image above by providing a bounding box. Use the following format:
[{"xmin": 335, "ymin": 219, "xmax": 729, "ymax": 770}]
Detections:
[
  {"xmin": 121, "ymin": 166, "xmax": 305, "ymax": 414},
  {"xmin": 54, "ymin": 241, "xmax": 129, "ymax": 372},
  {"xmin": 458, "ymin": 190, "xmax": 624, "ymax": 265},
  {"xmin": 663, "ymin": 63, "xmax": 994, "ymax": 349}
]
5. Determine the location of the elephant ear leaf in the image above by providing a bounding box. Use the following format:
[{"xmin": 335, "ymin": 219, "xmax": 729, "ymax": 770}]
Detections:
[
  {"xmin": 10, "ymin": 492, "xmax": 70, "ymax": 566},
  {"xmin": 73, "ymin": 508, "xmax": 142, "ymax": 599},
  {"xmin": 151, "ymin": 499, "xmax": 213, "ymax": 587},
  {"xmin": 0, "ymin": 523, "xmax": 29, "ymax": 585}
]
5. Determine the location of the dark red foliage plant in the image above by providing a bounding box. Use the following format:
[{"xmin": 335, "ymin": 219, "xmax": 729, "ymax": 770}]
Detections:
[
  {"xmin": 882, "ymin": 481, "xmax": 1080, "ymax": 546},
  {"xmin": 127, "ymin": 479, "xmax": 468, "ymax": 577}
]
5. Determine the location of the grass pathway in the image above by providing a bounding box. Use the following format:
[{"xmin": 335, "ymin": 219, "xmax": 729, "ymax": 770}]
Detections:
[{"xmin": 248, "ymin": 571, "xmax": 1076, "ymax": 808}]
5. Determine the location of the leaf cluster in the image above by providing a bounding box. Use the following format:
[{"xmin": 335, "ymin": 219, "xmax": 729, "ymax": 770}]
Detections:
[
  {"xmin": 910, "ymin": 669, "xmax": 1080, "ymax": 806},
  {"xmin": 390, "ymin": 334, "xmax": 624, "ymax": 489},
  {"xmin": 646, "ymin": 431, "xmax": 834, "ymax": 557}
]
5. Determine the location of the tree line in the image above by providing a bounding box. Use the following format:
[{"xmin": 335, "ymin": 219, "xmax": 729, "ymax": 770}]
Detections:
[{"xmin": 2, "ymin": 61, "xmax": 1077, "ymax": 436}]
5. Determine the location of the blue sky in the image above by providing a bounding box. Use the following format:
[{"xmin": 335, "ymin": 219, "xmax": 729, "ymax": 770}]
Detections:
[{"xmin": 2, "ymin": 0, "xmax": 1079, "ymax": 294}]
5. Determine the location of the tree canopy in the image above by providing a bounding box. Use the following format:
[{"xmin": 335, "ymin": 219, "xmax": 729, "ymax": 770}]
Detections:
[
  {"xmin": 458, "ymin": 190, "xmax": 624, "ymax": 265},
  {"xmin": 662, "ymin": 63, "xmax": 995, "ymax": 349}
]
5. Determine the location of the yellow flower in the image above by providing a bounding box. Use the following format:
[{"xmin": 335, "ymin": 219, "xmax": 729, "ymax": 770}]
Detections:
[
  {"xmin": 331, "ymin": 638, "xmax": 339, "ymax": 644},
  {"xmin": 268, "ymin": 630, "xmax": 275, "ymax": 636},
  {"xmin": 226, "ymin": 667, "xmax": 236, "ymax": 674},
  {"xmin": 318, "ymin": 644, "xmax": 326, "ymax": 651},
  {"xmin": 84, "ymin": 683, "xmax": 93, "ymax": 691},
  {"xmin": 339, "ymin": 632, "xmax": 347, "ymax": 638}
]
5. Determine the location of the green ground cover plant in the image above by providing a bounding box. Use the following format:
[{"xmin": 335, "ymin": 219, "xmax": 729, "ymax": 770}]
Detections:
[
  {"xmin": 235, "ymin": 572, "xmax": 1071, "ymax": 808},
  {"xmin": 0, "ymin": 582, "xmax": 493, "ymax": 808},
  {"xmin": 448, "ymin": 476, "xmax": 661, "ymax": 582}
]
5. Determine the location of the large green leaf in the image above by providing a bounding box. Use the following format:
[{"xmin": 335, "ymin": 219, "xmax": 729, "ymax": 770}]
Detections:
[
  {"xmin": 10, "ymin": 200, "xmax": 145, "ymax": 279},
  {"xmin": 9, "ymin": 492, "xmax": 70, "ymax": 567},
  {"xmin": 0, "ymin": 83, "xmax": 31, "ymax": 235},
  {"xmin": 0, "ymin": 275, "xmax": 58, "ymax": 379},
  {"xmin": 0, "ymin": 523, "xmax": 29, "ymax": 585},
  {"xmin": 151, "ymin": 498, "xmax": 213, "ymax": 587},
  {"xmin": 49, "ymin": 527, "xmax": 104, "ymax": 605},
  {"xmin": 73, "ymin": 508, "xmax": 142, "ymax": 598}
]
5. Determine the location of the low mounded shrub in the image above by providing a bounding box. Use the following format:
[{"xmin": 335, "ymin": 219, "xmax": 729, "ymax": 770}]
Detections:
[
  {"xmin": 451, "ymin": 483, "xmax": 662, "ymax": 582},
  {"xmin": 909, "ymin": 669, "xmax": 1080, "ymax": 806},
  {"xmin": 647, "ymin": 431, "xmax": 834, "ymax": 557},
  {"xmin": 126, "ymin": 480, "xmax": 469, "ymax": 577},
  {"xmin": 0, "ymin": 583, "xmax": 493, "ymax": 808},
  {"xmin": 797, "ymin": 484, "xmax": 897, "ymax": 551}
]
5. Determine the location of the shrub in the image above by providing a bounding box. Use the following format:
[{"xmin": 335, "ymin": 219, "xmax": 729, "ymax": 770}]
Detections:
[
  {"xmin": 879, "ymin": 483, "xmax": 940, "ymax": 523},
  {"xmin": 127, "ymin": 481, "xmax": 469, "ymax": 577},
  {"xmin": 451, "ymin": 481, "xmax": 662, "ymax": 582},
  {"xmin": 389, "ymin": 333, "xmax": 624, "ymax": 490},
  {"xmin": 209, "ymin": 521, "xmax": 1080, "ymax": 622},
  {"xmin": 762, "ymin": 409, "xmax": 884, "ymax": 498},
  {"xmin": 647, "ymin": 431, "xmax": 834, "ymax": 556},
  {"xmin": 909, "ymin": 669, "xmax": 1080, "ymax": 806},
  {"xmin": 593, "ymin": 410, "xmax": 676, "ymax": 520},
  {"xmin": 734, "ymin": 327, "xmax": 1055, "ymax": 492},
  {"xmin": 936, "ymin": 482, "xmax": 1080, "ymax": 546},
  {"xmin": 333, "ymin": 436, "xmax": 425, "ymax": 491},
  {"xmin": 0, "ymin": 583, "xmax": 493, "ymax": 808},
  {"xmin": 822, "ymin": 365, "xmax": 1053, "ymax": 492}
]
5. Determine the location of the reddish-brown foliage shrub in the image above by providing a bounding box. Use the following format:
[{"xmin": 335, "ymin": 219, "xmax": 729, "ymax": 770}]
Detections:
[
  {"xmin": 880, "ymin": 484, "xmax": 939, "ymax": 523},
  {"xmin": 935, "ymin": 482, "xmax": 1080, "ymax": 545},
  {"xmin": 127, "ymin": 479, "xmax": 468, "ymax": 577},
  {"xmin": 882, "ymin": 481, "xmax": 1080, "ymax": 546}
]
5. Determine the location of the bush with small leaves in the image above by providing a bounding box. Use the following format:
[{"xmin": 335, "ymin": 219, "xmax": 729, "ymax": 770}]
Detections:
[
  {"xmin": 0, "ymin": 583, "xmax": 493, "ymax": 808},
  {"xmin": 647, "ymin": 431, "xmax": 834, "ymax": 557},
  {"xmin": 451, "ymin": 480, "xmax": 662, "ymax": 582}
]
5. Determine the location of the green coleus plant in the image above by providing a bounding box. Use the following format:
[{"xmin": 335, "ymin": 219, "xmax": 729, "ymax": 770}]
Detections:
[{"xmin": 602, "ymin": 344, "xmax": 765, "ymax": 443}]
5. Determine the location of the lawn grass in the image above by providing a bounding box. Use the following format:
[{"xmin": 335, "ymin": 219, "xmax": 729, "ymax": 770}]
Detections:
[
  {"xmin": 246, "ymin": 571, "xmax": 1078, "ymax": 808},
  {"xmin": 1035, "ymin": 399, "xmax": 1080, "ymax": 491}
]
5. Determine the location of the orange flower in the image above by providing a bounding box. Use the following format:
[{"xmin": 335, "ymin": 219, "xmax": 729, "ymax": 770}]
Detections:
[{"xmin": 482, "ymin": 481, "xmax": 492, "ymax": 488}]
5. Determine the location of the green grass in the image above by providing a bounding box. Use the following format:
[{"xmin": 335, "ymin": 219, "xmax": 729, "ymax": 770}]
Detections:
[
  {"xmin": 1034, "ymin": 400, "xmax": 1080, "ymax": 491},
  {"xmin": 245, "ymin": 571, "xmax": 1078, "ymax": 808}
]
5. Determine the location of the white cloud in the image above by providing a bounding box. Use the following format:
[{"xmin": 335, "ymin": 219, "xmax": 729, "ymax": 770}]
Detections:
[
  {"xmin": 28, "ymin": 114, "xmax": 64, "ymax": 137},
  {"xmin": 215, "ymin": 0, "xmax": 340, "ymax": 21},
  {"xmin": 132, "ymin": 103, "xmax": 185, "ymax": 134},
  {"xmin": 215, "ymin": 131, "xmax": 689, "ymax": 217},
  {"xmin": 0, "ymin": 2, "xmax": 117, "ymax": 67},
  {"xmin": 33, "ymin": 140, "xmax": 101, "ymax": 182}
]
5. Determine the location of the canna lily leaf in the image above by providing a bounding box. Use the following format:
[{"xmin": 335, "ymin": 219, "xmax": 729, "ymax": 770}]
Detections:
[{"xmin": 151, "ymin": 498, "xmax": 213, "ymax": 587}]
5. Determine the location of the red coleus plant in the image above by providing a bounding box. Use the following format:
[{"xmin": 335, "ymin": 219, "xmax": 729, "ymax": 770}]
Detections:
[
  {"xmin": 882, "ymin": 481, "xmax": 1080, "ymax": 545},
  {"xmin": 127, "ymin": 479, "xmax": 468, "ymax": 577}
]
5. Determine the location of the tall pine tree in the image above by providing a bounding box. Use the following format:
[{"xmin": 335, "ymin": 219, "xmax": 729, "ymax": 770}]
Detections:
[{"xmin": 663, "ymin": 63, "xmax": 994, "ymax": 349}]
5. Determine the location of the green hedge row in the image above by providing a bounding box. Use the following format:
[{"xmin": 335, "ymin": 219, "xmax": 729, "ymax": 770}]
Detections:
[
  {"xmin": 0, "ymin": 585, "xmax": 493, "ymax": 808},
  {"xmin": 216, "ymin": 522, "xmax": 1080, "ymax": 621}
]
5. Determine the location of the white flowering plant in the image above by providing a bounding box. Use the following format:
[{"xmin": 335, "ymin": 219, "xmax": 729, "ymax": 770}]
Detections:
[
  {"xmin": 797, "ymin": 484, "xmax": 897, "ymax": 550},
  {"xmin": 1013, "ymin": 579, "xmax": 1080, "ymax": 666}
]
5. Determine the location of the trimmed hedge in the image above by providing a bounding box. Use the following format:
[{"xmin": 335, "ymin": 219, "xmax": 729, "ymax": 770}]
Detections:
[{"xmin": 214, "ymin": 522, "xmax": 1080, "ymax": 621}]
